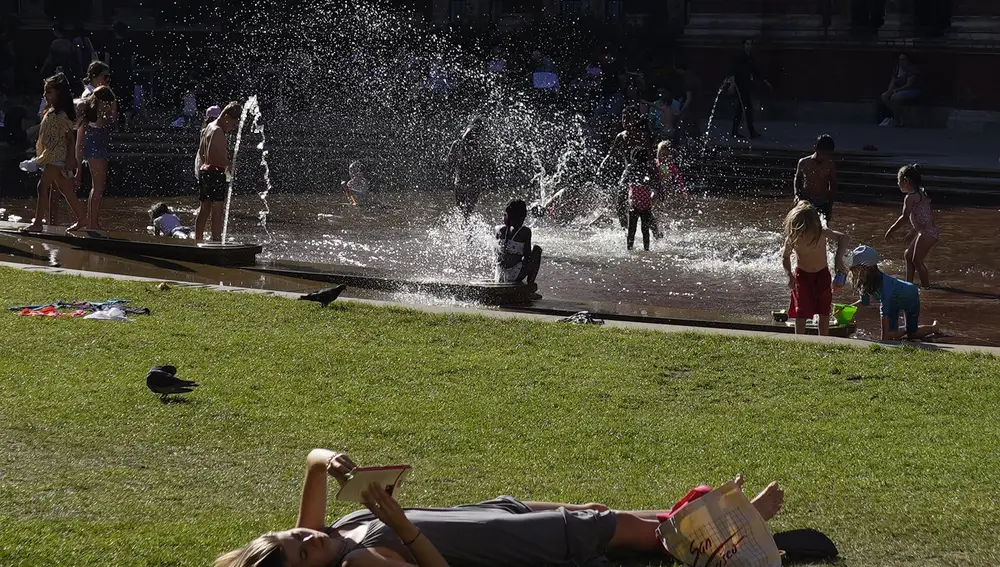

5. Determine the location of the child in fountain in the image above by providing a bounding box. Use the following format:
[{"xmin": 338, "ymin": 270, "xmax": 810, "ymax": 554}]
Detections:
[
  {"xmin": 340, "ymin": 161, "xmax": 370, "ymax": 206},
  {"xmin": 793, "ymin": 134, "xmax": 837, "ymax": 224},
  {"xmin": 195, "ymin": 101, "xmax": 242, "ymax": 242},
  {"xmin": 656, "ymin": 140, "xmax": 686, "ymax": 194},
  {"xmin": 149, "ymin": 202, "xmax": 194, "ymax": 239},
  {"xmin": 622, "ymin": 147, "xmax": 659, "ymax": 251},
  {"xmin": 495, "ymin": 200, "xmax": 542, "ymax": 284},
  {"xmin": 844, "ymin": 245, "xmax": 939, "ymax": 340},
  {"xmin": 884, "ymin": 164, "xmax": 939, "ymax": 287},
  {"xmin": 781, "ymin": 201, "xmax": 849, "ymax": 336}
]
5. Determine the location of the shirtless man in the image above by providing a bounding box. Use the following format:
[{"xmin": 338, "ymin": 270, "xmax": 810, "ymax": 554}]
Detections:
[
  {"xmin": 793, "ymin": 134, "xmax": 837, "ymax": 224},
  {"xmin": 195, "ymin": 101, "xmax": 242, "ymax": 241}
]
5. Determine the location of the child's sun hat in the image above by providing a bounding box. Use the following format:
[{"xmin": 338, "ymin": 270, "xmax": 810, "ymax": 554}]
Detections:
[{"xmin": 849, "ymin": 245, "xmax": 879, "ymax": 267}]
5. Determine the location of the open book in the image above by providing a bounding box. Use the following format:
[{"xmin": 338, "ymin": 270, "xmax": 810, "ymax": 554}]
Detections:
[{"xmin": 335, "ymin": 465, "xmax": 411, "ymax": 503}]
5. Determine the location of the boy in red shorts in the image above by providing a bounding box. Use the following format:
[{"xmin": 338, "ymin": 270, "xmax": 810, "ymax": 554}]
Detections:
[{"xmin": 781, "ymin": 201, "xmax": 849, "ymax": 335}]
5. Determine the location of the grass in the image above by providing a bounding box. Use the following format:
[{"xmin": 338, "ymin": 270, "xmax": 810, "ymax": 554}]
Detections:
[{"xmin": 0, "ymin": 266, "xmax": 998, "ymax": 566}]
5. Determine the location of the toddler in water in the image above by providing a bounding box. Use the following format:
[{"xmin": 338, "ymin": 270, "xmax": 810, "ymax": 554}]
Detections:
[
  {"xmin": 845, "ymin": 245, "xmax": 939, "ymax": 340},
  {"xmin": 149, "ymin": 202, "xmax": 194, "ymax": 239},
  {"xmin": 884, "ymin": 164, "xmax": 939, "ymax": 287},
  {"xmin": 340, "ymin": 161, "xmax": 369, "ymax": 206},
  {"xmin": 495, "ymin": 200, "xmax": 542, "ymax": 284},
  {"xmin": 781, "ymin": 201, "xmax": 849, "ymax": 336},
  {"xmin": 622, "ymin": 147, "xmax": 659, "ymax": 251}
]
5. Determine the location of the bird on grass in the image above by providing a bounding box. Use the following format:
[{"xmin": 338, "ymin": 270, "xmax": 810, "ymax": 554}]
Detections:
[
  {"xmin": 299, "ymin": 284, "xmax": 347, "ymax": 307},
  {"xmin": 146, "ymin": 365, "xmax": 199, "ymax": 403}
]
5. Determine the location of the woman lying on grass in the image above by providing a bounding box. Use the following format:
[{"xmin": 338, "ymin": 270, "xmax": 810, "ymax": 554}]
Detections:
[{"xmin": 216, "ymin": 449, "xmax": 785, "ymax": 567}]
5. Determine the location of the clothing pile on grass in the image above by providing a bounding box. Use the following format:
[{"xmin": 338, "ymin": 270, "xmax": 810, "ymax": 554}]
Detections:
[{"xmin": 9, "ymin": 299, "xmax": 150, "ymax": 321}]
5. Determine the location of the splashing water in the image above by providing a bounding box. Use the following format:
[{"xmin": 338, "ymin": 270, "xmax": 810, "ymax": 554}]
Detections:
[
  {"xmin": 214, "ymin": 0, "xmax": 781, "ymax": 285},
  {"xmin": 703, "ymin": 80, "xmax": 730, "ymax": 144},
  {"xmin": 222, "ymin": 95, "xmax": 271, "ymax": 245}
]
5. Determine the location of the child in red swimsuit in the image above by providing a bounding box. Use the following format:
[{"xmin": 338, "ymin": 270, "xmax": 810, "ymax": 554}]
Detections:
[{"xmin": 781, "ymin": 201, "xmax": 849, "ymax": 335}]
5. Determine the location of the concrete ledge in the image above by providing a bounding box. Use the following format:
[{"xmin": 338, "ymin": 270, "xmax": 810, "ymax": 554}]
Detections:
[
  {"xmin": 3, "ymin": 260, "xmax": 997, "ymax": 357},
  {"xmin": 249, "ymin": 260, "xmax": 539, "ymax": 306},
  {"xmin": 756, "ymin": 100, "xmax": 1000, "ymax": 132}
]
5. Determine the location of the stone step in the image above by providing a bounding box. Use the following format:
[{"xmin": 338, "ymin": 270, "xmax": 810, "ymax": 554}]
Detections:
[{"xmin": 696, "ymin": 161, "xmax": 1000, "ymax": 191}]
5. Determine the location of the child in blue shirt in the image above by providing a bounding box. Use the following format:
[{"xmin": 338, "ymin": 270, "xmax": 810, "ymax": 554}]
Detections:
[{"xmin": 845, "ymin": 245, "xmax": 939, "ymax": 340}]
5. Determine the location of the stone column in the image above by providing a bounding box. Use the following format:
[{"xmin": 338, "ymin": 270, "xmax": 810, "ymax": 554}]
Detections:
[
  {"xmin": 17, "ymin": 0, "xmax": 47, "ymax": 23},
  {"xmin": 759, "ymin": 0, "xmax": 825, "ymax": 38},
  {"xmin": 430, "ymin": 0, "xmax": 449, "ymax": 26},
  {"xmin": 684, "ymin": 0, "xmax": 765, "ymax": 38},
  {"xmin": 949, "ymin": 0, "xmax": 1000, "ymax": 41},
  {"xmin": 823, "ymin": 0, "xmax": 855, "ymax": 36},
  {"xmin": 880, "ymin": 0, "xmax": 916, "ymax": 38},
  {"xmin": 89, "ymin": 0, "xmax": 101, "ymax": 23}
]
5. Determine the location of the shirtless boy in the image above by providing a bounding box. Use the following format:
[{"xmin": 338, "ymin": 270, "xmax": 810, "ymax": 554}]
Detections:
[
  {"xmin": 782, "ymin": 200, "xmax": 848, "ymax": 336},
  {"xmin": 195, "ymin": 101, "xmax": 242, "ymax": 242},
  {"xmin": 793, "ymin": 134, "xmax": 837, "ymax": 224}
]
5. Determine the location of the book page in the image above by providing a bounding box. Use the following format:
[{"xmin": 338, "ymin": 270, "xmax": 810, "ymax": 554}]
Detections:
[{"xmin": 335, "ymin": 465, "xmax": 411, "ymax": 503}]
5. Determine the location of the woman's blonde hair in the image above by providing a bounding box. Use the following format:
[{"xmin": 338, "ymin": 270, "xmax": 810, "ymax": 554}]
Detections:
[
  {"xmin": 215, "ymin": 533, "xmax": 286, "ymax": 567},
  {"xmin": 849, "ymin": 264, "xmax": 882, "ymax": 297},
  {"xmin": 783, "ymin": 201, "xmax": 823, "ymax": 249}
]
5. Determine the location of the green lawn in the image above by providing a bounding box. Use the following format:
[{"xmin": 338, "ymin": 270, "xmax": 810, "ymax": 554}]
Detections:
[{"xmin": 0, "ymin": 266, "xmax": 998, "ymax": 566}]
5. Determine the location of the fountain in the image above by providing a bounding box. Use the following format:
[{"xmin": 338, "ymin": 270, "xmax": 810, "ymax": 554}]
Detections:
[
  {"xmin": 207, "ymin": 0, "xmax": 783, "ymax": 285},
  {"xmin": 221, "ymin": 95, "xmax": 271, "ymax": 246}
]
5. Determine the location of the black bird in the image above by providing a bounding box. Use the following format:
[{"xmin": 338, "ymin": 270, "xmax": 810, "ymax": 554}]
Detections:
[
  {"xmin": 146, "ymin": 365, "xmax": 199, "ymax": 403},
  {"xmin": 299, "ymin": 284, "xmax": 347, "ymax": 307}
]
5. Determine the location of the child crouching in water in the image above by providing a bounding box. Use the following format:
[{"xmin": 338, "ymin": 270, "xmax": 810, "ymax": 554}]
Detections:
[
  {"xmin": 846, "ymin": 245, "xmax": 940, "ymax": 340},
  {"xmin": 149, "ymin": 202, "xmax": 194, "ymax": 239},
  {"xmin": 495, "ymin": 200, "xmax": 542, "ymax": 284},
  {"xmin": 782, "ymin": 201, "xmax": 848, "ymax": 335}
]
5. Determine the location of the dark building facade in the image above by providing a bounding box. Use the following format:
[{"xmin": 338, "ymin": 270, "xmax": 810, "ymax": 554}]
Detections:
[{"xmin": 429, "ymin": 0, "xmax": 1000, "ymax": 110}]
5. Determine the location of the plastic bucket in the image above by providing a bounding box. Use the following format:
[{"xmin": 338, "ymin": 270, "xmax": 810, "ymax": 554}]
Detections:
[{"xmin": 833, "ymin": 304, "xmax": 858, "ymax": 326}]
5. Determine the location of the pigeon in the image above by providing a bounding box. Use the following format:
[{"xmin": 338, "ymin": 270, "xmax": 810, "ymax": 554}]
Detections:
[
  {"xmin": 146, "ymin": 365, "xmax": 199, "ymax": 403},
  {"xmin": 299, "ymin": 284, "xmax": 347, "ymax": 308}
]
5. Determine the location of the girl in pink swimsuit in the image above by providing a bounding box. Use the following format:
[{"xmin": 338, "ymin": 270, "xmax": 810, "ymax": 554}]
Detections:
[{"xmin": 885, "ymin": 164, "xmax": 939, "ymax": 287}]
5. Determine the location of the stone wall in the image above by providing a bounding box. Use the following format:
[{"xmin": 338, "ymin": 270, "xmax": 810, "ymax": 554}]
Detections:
[
  {"xmin": 681, "ymin": 0, "xmax": 1000, "ymax": 110},
  {"xmin": 685, "ymin": 43, "xmax": 1000, "ymax": 110}
]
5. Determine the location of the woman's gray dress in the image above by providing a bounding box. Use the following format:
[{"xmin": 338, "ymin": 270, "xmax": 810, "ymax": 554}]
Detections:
[{"xmin": 328, "ymin": 496, "xmax": 618, "ymax": 567}]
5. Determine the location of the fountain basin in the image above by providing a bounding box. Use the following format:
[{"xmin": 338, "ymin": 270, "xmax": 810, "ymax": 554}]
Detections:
[{"xmin": 0, "ymin": 222, "xmax": 262, "ymax": 267}]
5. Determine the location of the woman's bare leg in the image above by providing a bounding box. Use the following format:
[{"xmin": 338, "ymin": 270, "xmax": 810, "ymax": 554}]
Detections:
[
  {"xmin": 607, "ymin": 477, "xmax": 784, "ymax": 553},
  {"xmin": 47, "ymin": 182, "xmax": 60, "ymax": 226},
  {"xmin": 911, "ymin": 234, "xmax": 937, "ymax": 287},
  {"xmin": 24, "ymin": 171, "xmax": 56, "ymax": 231},
  {"xmin": 53, "ymin": 172, "xmax": 88, "ymax": 231},
  {"xmin": 87, "ymin": 158, "xmax": 108, "ymax": 230},
  {"xmin": 889, "ymin": 93, "xmax": 906, "ymax": 126}
]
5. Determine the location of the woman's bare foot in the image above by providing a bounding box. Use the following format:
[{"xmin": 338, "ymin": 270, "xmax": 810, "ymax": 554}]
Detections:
[{"xmin": 750, "ymin": 482, "xmax": 784, "ymax": 521}]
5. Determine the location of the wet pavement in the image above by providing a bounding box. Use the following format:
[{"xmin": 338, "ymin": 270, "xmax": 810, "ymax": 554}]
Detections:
[{"xmin": 1, "ymin": 190, "xmax": 998, "ymax": 346}]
